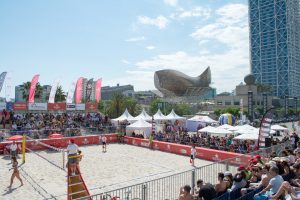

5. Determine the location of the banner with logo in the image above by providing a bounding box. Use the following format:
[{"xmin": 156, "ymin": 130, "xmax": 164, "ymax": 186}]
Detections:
[
  {"xmin": 95, "ymin": 78, "xmax": 102, "ymax": 103},
  {"xmin": 66, "ymin": 103, "xmax": 76, "ymax": 111},
  {"xmin": 0, "ymin": 102, "xmax": 6, "ymax": 110},
  {"xmin": 75, "ymin": 77, "xmax": 83, "ymax": 104},
  {"xmin": 14, "ymin": 102, "xmax": 27, "ymax": 111},
  {"xmin": 48, "ymin": 103, "xmax": 66, "ymax": 111},
  {"xmin": 85, "ymin": 78, "xmax": 93, "ymax": 102},
  {"xmin": 6, "ymin": 102, "xmax": 14, "ymax": 111},
  {"xmin": 86, "ymin": 103, "xmax": 97, "ymax": 111},
  {"xmin": 28, "ymin": 103, "xmax": 47, "ymax": 111},
  {"xmin": 66, "ymin": 80, "xmax": 76, "ymax": 104},
  {"xmin": 5, "ymin": 74, "xmax": 12, "ymax": 102},
  {"xmin": 258, "ymin": 108, "xmax": 274, "ymax": 149},
  {"xmin": 28, "ymin": 74, "xmax": 40, "ymax": 103},
  {"xmin": 76, "ymin": 103, "xmax": 85, "ymax": 111},
  {"xmin": 48, "ymin": 79, "xmax": 60, "ymax": 103},
  {"xmin": 0, "ymin": 72, "xmax": 7, "ymax": 93}
]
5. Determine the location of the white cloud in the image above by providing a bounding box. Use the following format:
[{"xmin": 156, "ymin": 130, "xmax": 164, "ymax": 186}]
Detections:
[
  {"xmin": 138, "ymin": 15, "xmax": 169, "ymax": 29},
  {"xmin": 171, "ymin": 7, "xmax": 211, "ymax": 19},
  {"xmin": 125, "ymin": 36, "xmax": 146, "ymax": 42},
  {"xmin": 216, "ymin": 3, "xmax": 248, "ymax": 25},
  {"xmin": 121, "ymin": 59, "xmax": 130, "ymax": 64},
  {"xmin": 146, "ymin": 46, "xmax": 156, "ymax": 50},
  {"xmin": 164, "ymin": 0, "xmax": 177, "ymax": 7}
]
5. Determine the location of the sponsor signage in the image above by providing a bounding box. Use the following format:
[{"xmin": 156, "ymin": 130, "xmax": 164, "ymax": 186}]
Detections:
[
  {"xmin": 76, "ymin": 103, "xmax": 85, "ymax": 111},
  {"xmin": 28, "ymin": 103, "xmax": 48, "ymax": 111},
  {"xmin": 48, "ymin": 103, "xmax": 66, "ymax": 111},
  {"xmin": 6, "ymin": 102, "xmax": 14, "ymax": 111},
  {"xmin": 14, "ymin": 102, "xmax": 27, "ymax": 111},
  {"xmin": 86, "ymin": 103, "xmax": 98, "ymax": 111},
  {"xmin": 0, "ymin": 102, "xmax": 6, "ymax": 110},
  {"xmin": 66, "ymin": 103, "xmax": 76, "ymax": 111}
]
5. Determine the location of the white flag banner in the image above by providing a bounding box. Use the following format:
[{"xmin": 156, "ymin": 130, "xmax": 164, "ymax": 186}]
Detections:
[
  {"xmin": 48, "ymin": 79, "xmax": 60, "ymax": 103},
  {"xmin": 66, "ymin": 80, "xmax": 76, "ymax": 104},
  {"xmin": 5, "ymin": 73, "xmax": 12, "ymax": 102}
]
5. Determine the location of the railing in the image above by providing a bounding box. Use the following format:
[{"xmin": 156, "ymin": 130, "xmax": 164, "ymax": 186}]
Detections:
[{"xmin": 81, "ymin": 142, "xmax": 290, "ymax": 200}]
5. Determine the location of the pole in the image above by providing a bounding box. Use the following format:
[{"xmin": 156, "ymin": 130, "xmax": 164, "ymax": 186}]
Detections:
[{"xmin": 22, "ymin": 134, "xmax": 26, "ymax": 163}]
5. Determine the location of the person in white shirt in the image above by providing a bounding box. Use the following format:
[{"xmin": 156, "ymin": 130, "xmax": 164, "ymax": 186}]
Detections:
[
  {"xmin": 101, "ymin": 135, "xmax": 107, "ymax": 153},
  {"xmin": 67, "ymin": 139, "xmax": 79, "ymax": 176},
  {"xmin": 10, "ymin": 141, "xmax": 18, "ymax": 162},
  {"xmin": 190, "ymin": 145, "xmax": 197, "ymax": 167}
]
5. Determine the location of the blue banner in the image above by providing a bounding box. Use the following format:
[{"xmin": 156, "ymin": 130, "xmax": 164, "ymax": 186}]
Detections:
[
  {"xmin": 6, "ymin": 102, "xmax": 14, "ymax": 111},
  {"xmin": 0, "ymin": 72, "xmax": 7, "ymax": 93}
]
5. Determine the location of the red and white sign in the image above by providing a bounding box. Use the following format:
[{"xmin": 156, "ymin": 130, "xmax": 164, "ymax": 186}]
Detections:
[
  {"xmin": 13, "ymin": 102, "xmax": 27, "ymax": 111},
  {"xmin": 28, "ymin": 74, "xmax": 40, "ymax": 103},
  {"xmin": 86, "ymin": 103, "xmax": 98, "ymax": 111},
  {"xmin": 95, "ymin": 79, "xmax": 102, "ymax": 103},
  {"xmin": 48, "ymin": 103, "xmax": 66, "ymax": 111},
  {"xmin": 75, "ymin": 77, "xmax": 83, "ymax": 104}
]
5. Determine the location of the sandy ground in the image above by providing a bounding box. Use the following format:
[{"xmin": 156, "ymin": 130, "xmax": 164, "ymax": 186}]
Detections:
[{"xmin": 0, "ymin": 144, "xmax": 213, "ymax": 200}]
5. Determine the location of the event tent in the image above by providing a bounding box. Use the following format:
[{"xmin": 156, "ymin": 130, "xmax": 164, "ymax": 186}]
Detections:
[
  {"xmin": 210, "ymin": 127, "xmax": 233, "ymax": 136},
  {"xmin": 165, "ymin": 109, "xmax": 186, "ymax": 120},
  {"xmin": 153, "ymin": 109, "xmax": 167, "ymax": 121},
  {"xmin": 234, "ymin": 133, "xmax": 259, "ymax": 140},
  {"xmin": 271, "ymin": 125, "xmax": 288, "ymax": 131},
  {"xmin": 186, "ymin": 115, "xmax": 217, "ymax": 132},
  {"xmin": 133, "ymin": 108, "xmax": 152, "ymax": 121},
  {"xmin": 111, "ymin": 108, "xmax": 135, "ymax": 122},
  {"xmin": 218, "ymin": 124, "xmax": 235, "ymax": 130},
  {"xmin": 198, "ymin": 126, "xmax": 217, "ymax": 133},
  {"xmin": 126, "ymin": 118, "xmax": 152, "ymax": 137}
]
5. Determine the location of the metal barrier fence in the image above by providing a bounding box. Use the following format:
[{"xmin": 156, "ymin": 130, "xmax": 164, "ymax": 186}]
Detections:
[{"xmin": 83, "ymin": 142, "xmax": 290, "ymax": 200}]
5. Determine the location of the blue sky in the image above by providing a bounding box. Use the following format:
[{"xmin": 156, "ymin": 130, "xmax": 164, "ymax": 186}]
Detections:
[{"xmin": 0, "ymin": 0, "xmax": 249, "ymax": 98}]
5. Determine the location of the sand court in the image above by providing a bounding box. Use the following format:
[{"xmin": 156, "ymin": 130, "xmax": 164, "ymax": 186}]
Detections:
[{"xmin": 1, "ymin": 144, "xmax": 213, "ymax": 200}]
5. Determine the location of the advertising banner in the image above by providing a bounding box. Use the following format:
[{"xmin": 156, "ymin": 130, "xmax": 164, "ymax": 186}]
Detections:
[
  {"xmin": 0, "ymin": 102, "xmax": 6, "ymax": 110},
  {"xmin": 86, "ymin": 103, "xmax": 97, "ymax": 111},
  {"xmin": 258, "ymin": 108, "xmax": 274, "ymax": 149},
  {"xmin": 66, "ymin": 103, "xmax": 76, "ymax": 111},
  {"xmin": 85, "ymin": 78, "xmax": 93, "ymax": 102},
  {"xmin": 28, "ymin": 103, "xmax": 47, "ymax": 111},
  {"xmin": 76, "ymin": 103, "xmax": 85, "ymax": 111},
  {"xmin": 66, "ymin": 81, "xmax": 76, "ymax": 104},
  {"xmin": 95, "ymin": 79, "xmax": 102, "ymax": 103},
  {"xmin": 0, "ymin": 72, "xmax": 7, "ymax": 93},
  {"xmin": 6, "ymin": 102, "xmax": 14, "ymax": 111},
  {"xmin": 48, "ymin": 103, "xmax": 66, "ymax": 111},
  {"xmin": 75, "ymin": 77, "xmax": 83, "ymax": 104},
  {"xmin": 14, "ymin": 102, "xmax": 27, "ymax": 111},
  {"xmin": 48, "ymin": 79, "xmax": 60, "ymax": 103},
  {"xmin": 5, "ymin": 74, "xmax": 12, "ymax": 102},
  {"xmin": 28, "ymin": 74, "xmax": 40, "ymax": 103}
]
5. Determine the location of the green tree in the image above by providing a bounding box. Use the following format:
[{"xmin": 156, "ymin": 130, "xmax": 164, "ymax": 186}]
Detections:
[
  {"xmin": 125, "ymin": 97, "xmax": 141, "ymax": 116},
  {"xmin": 54, "ymin": 86, "xmax": 66, "ymax": 102},
  {"xmin": 106, "ymin": 93, "xmax": 126, "ymax": 118},
  {"xmin": 149, "ymin": 98, "xmax": 163, "ymax": 115},
  {"xmin": 174, "ymin": 103, "xmax": 192, "ymax": 116},
  {"xmin": 21, "ymin": 81, "xmax": 43, "ymax": 102},
  {"xmin": 256, "ymin": 83, "xmax": 272, "ymax": 93}
]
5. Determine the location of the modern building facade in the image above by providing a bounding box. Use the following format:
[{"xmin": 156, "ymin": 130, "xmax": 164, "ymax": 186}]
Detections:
[
  {"xmin": 249, "ymin": 0, "xmax": 300, "ymax": 97},
  {"xmin": 101, "ymin": 84, "xmax": 134, "ymax": 100}
]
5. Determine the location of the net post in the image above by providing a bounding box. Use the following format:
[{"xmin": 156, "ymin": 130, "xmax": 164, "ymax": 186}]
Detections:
[
  {"xmin": 63, "ymin": 150, "xmax": 65, "ymax": 169},
  {"xmin": 22, "ymin": 134, "xmax": 26, "ymax": 163}
]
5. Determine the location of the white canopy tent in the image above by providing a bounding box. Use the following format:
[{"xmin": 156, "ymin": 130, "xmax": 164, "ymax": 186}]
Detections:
[
  {"xmin": 165, "ymin": 109, "xmax": 186, "ymax": 121},
  {"xmin": 126, "ymin": 118, "xmax": 152, "ymax": 138},
  {"xmin": 133, "ymin": 108, "xmax": 152, "ymax": 121},
  {"xmin": 210, "ymin": 127, "xmax": 233, "ymax": 136},
  {"xmin": 218, "ymin": 124, "xmax": 235, "ymax": 130},
  {"xmin": 111, "ymin": 108, "xmax": 135, "ymax": 123},
  {"xmin": 186, "ymin": 115, "xmax": 217, "ymax": 132},
  {"xmin": 234, "ymin": 133, "xmax": 259, "ymax": 140},
  {"xmin": 271, "ymin": 125, "xmax": 288, "ymax": 131},
  {"xmin": 198, "ymin": 126, "xmax": 217, "ymax": 133},
  {"xmin": 153, "ymin": 109, "xmax": 167, "ymax": 121}
]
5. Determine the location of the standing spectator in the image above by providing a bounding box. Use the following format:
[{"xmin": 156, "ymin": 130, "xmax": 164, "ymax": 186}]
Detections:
[
  {"xmin": 198, "ymin": 179, "xmax": 217, "ymax": 200},
  {"xmin": 101, "ymin": 135, "xmax": 107, "ymax": 153},
  {"xmin": 66, "ymin": 139, "xmax": 78, "ymax": 176},
  {"xmin": 178, "ymin": 185, "xmax": 193, "ymax": 200},
  {"xmin": 10, "ymin": 141, "xmax": 18, "ymax": 162}
]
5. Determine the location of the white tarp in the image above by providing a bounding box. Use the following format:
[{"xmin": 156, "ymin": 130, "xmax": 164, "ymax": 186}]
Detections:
[
  {"xmin": 133, "ymin": 108, "xmax": 152, "ymax": 121},
  {"xmin": 198, "ymin": 126, "xmax": 217, "ymax": 133},
  {"xmin": 165, "ymin": 109, "xmax": 186, "ymax": 120},
  {"xmin": 218, "ymin": 124, "xmax": 235, "ymax": 130},
  {"xmin": 126, "ymin": 118, "xmax": 152, "ymax": 137},
  {"xmin": 28, "ymin": 103, "xmax": 47, "ymax": 111},
  {"xmin": 234, "ymin": 133, "xmax": 259, "ymax": 140},
  {"xmin": 153, "ymin": 109, "xmax": 166, "ymax": 121},
  {"xmin": 112, "ymin": 108, "xmax": 135, "ymax": 122},
  {"xmin": 210, "ymin": 127, "xmax": 233, "ymax": 136}
]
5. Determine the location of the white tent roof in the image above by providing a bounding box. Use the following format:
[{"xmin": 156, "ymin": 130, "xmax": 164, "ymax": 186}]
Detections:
[
  {"xmin": 211, "ymin": 127, "xmax": 233, "ymax": 135},
  {"xmin": 235, "ymin": 128, "xmax": 275, "ymax": 135},
  {"xmin": 218, "ymin": 124, "xmax": 235, "ymax": 130},
  {"xmin": 234, "ymin": 133, "xmax": 259, "ymax": 140},
  {"xmin": 198, "ymin": 126, "xmax": 217, "ymax": 133},
  {"xmin": 127, "ymin": 118, "xmax": 152, "ymax": 129},
  {"xmin": 165, "ymin": 109, "xmax": 186, "ymax": 120},
  {"xmin": 271, "ymin": 125, "xmax": 288, "ymax": 131},
  {"xmin": 188, "ymin": 115, "xmax": 217, "ymax": 123},
  {"xmin": 133, "ymin": 108, "xmax": 152, "ymax": 121},
  {"xmin": 111, "ymin": 108, "xmax": 135, "ymax": 122},
  {"xmin": 153, "ymin": 109, "xmax": 167, "ymax": 120}
]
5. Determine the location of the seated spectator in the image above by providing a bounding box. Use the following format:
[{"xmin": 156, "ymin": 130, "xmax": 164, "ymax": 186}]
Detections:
[
  {"xmin": 178, "ymin": 185, "xmax": 193, "ymax": 200},
  {"xmin": 254, "ymin": 166, "xmax": 284, "ymax": 200}
]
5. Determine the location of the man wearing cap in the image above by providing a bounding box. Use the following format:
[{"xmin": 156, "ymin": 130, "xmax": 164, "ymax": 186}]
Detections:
[{"xmin": 67, "ymin": 139, "xmax": 78, "ymax": 176}]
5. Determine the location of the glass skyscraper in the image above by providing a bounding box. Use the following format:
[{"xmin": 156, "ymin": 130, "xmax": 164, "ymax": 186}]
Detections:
[{"xmin": 249, "ymin": 0, "xmax": 300, "ymax": 97}]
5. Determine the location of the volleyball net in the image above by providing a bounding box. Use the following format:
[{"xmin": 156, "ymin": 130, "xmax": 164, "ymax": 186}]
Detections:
[{"xmin": 25, "ymin": 135, "xmax": 66, "ymax": 171}]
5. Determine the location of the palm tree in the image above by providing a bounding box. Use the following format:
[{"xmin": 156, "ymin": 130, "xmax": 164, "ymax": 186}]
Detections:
[
  {"xmin": 108, "ymin": 93, "xmax": 126, "ymax": 118},
  {"xmin": 125, "ymin": 97, "xmax": 141, "ymax": 116},
  {"xmin": 21, "ymin": 81, "xmax": 43, "ymax": 102},
  {"xmin": 55, "ymin": 86, "xmax": 66, "ymax": 102}
]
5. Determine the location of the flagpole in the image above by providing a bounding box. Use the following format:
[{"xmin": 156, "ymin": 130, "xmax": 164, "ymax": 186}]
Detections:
[{"xmin": 258, "ymin": 107, "xmax": 274, "ymax": 150}]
